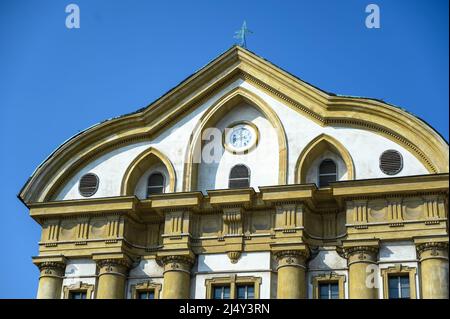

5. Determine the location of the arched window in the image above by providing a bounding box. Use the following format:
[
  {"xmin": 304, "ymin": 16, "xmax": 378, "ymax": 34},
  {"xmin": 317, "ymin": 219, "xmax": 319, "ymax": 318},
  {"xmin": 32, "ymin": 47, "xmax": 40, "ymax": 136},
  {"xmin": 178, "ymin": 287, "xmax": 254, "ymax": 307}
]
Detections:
[
  {"xmin": 229, "ymin": 165, "xmax": 250, "ymax": 189},
  {"xmin": 147, "ymin": 173, "xmax": 165, "ymax": 196},
  {"xmin": 318, "ymin": 159, "xmax": 337, "ymax": 187}
]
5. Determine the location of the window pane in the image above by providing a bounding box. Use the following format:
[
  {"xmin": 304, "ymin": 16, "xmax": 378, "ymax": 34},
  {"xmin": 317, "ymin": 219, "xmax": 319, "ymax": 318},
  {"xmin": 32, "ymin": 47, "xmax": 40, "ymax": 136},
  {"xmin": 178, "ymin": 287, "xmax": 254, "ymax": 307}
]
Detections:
[
  {"xmin": 213, "ymin": 287, "xmax": 222, "ymax": 299},
  {"xmin": 138, "ymin": 291, "xmax": 154, "ymax": 299},
  {"xmin": 319, "ymin": 284, "xmax": 330, "ymax": 299},
  {"xmin": 319, "ymin": 175, "xmax": 336, "ymax": 187},
  {"xmin": 147, "ymin": 173, "xmax": 164, "ymax": 196},
  {"xmin": 330, "ymin": 283, "xmax": 339, "ymax": 299},
  {"xmin": 223, "ymin": 286, "xmax": 230, "ymax": 299},
  {"xmin": 230, "ymin": 165, "xmax": 249, "ymax": 178},
  {"xmin": 70, "ymin": 291, "xmax": 86, "ymax": 299},
  {"xmin": 400, "ymin": 276, "xmax": 410, "ymax": 299},
  {"xmin": 247, "ymin": 286, "xmax": 254, "ymax": 299},
  {"xmin": 147, "ymin": 186, "xmax": 164, "ymax": 195},
  {"xmin": 319, "ymin": 160, "xmax": 336, "ymax": 174},
  {"xmin": 148, "ymin": 173, "xmax": 164, "ymax": 186},
  {"xmin": 229, "ymin": 178, "xmax": 250, "ymax": 188},
  {"xmin": 388, "ymin": 276, "xmax": 400, "ymax": 299},
  {"xmin": 237, "ymin": 286, "xmax": 246, "ymax": 299},
  {"xmin": 229, "ymin": 165, "xmax": 250, "ymax": 189},
  {"xmin": 213, "ymin": 286, "xmax": 230, "ymax": 299},
  {"xmin": 237, "ymin": 285, "xmax": 254, "ymax": 299}
]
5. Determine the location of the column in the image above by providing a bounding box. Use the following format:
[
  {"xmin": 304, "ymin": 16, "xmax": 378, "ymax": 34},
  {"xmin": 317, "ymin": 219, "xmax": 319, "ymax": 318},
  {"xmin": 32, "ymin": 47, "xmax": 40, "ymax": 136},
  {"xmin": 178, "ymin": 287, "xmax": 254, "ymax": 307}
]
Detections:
[
  {"xmin": 275, "ymin": 250, "xmax": 308, "ymax": 299},
  {"xmin": 96, "ymin": 258, "xmax": 130, "ymax": 299},
  {"xmin": 161, "ymin": 255, "xmax": 194, "ymax": 299},
  {"xmin": 345, "ymin": 246, "xmax": 379, "ymax": 299},
  {"xmin": 417, "ymin": 242, "xmax": 449, "ymax": 299},
  {"xmin": 36, "ymin": 261, "xmax": 66, "ymax": 299}
]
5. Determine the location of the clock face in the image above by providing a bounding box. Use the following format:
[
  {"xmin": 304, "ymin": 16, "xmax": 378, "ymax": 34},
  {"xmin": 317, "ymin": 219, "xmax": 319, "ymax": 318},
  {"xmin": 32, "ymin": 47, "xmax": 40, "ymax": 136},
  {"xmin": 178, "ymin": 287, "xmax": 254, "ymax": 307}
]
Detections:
[
  {"xmin": 230, "ymin": 127, "xmax": 252, "ymax": 148},
  {"xmin": 224, "ymin": 123, "xmax": 258, "ymax": 152}
]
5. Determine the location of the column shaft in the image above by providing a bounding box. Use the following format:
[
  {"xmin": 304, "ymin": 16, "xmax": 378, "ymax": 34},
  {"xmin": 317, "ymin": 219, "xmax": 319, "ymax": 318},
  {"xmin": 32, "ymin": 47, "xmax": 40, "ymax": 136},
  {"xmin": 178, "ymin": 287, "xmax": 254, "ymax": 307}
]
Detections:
[
  {"xmin": 276, "ymin": 250, "xmax": 308, "ymax": 299},
  {"xmin": 417, "ymin": 242, "xmax": 449, "ymax": 299},
  {"xmin": 96, "ymin": 259, "xmax": 130, "ymax": 299},
  {"xmin": 161, "ymin": 256, "xmax": 193, "ymax": 299},
  {"xmin": 346, "ymin": 246, "xmax": 379, "ymax": 299},
  {"xmin": 36, "ymin": 262, "xmax": 66, "ymax": 299}
]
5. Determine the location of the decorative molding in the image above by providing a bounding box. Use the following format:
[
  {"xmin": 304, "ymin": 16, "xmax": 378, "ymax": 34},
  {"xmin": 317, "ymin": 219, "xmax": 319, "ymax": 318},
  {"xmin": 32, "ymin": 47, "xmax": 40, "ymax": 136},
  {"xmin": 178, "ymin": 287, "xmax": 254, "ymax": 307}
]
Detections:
[
  {"xmin": 121, "ymin": 146, "xmax": 176, "ymax": 196},
  {"xmin": 96, "ymin": 258, "xmax": 132, "ymax": 277},
  {"xmin": 205, "ymin": 275, "xmax": 262, "ymax": 299},
  {"xmin": 37, "ymin": 261, "xmax": 66, "ymax": 278},
  {"xmin": 227, "ymin": 251, "xmax": 242, "ymax": 264},
  {"xmin": 311, "ymin": 272, "xmax": 346, "ymax": 299},
  {"xmin": 183, "ymin": 86, "xmax": 288, "ymax": 191},
  {"xmin": 130, "ymin": 280, "xmax": 162, "ymax": 299},
  {"xmin": 20, "ymin": 47, "xmax": 449, "ymax": 204},
  {"xmin": 294, "ymin": 133, "xmax": 355, "ymax": 184},
  {"xmin": 159, "ymin": 255, "xmax": 195, "ymax": 274},
  {"xmin": 275, "ymin": 250, "xmax": 310, "ymax": 270},
  {"xmin": 63, "ymin": 282, "xmax": 95, "ymax": 299},
  {"xmin": 222, "ymin": 207, "xmax": 243, "ymax": 236},
  {"xmin": 416, "ymin": 242, "xmax": 449, "ymax": 261},
  {"xmin": 380, "ymin": 265, "xmax": 417, "ymax": 299},
  {"xmin": 339, "ymin": 245, "xmax": 379, "ymax": 265}
]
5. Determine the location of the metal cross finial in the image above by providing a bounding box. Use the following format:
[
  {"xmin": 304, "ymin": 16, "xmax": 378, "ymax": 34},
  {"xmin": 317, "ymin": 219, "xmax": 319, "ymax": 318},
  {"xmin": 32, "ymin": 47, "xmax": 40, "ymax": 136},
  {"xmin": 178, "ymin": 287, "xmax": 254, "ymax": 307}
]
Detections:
[{"xmin": 234, "ymin": 20, "xmax": 253, "ymax": 48}]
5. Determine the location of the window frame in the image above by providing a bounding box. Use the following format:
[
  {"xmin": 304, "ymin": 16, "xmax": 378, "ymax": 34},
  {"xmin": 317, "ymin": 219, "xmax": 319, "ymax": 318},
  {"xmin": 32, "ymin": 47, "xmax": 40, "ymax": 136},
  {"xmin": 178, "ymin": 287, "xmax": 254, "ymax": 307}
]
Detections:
[
  {"xmin": 146, "ymin": 172, "xmax": 166, "ymax": 197},
  {"xmin": 205, "ymin": 275, "xmax": 261, "ymax": 299},
  {"xmin": 63, "ymin": 282, "xmax": 94, "ymax": 299},
  {"xmin": 312, "ymin": 273, "xmax": 346, "ymax": 299},
  {"xmin": 381, "ymin": 265, "xmax": 417, "ymax": 299},
  {"xmin": 317, "ymin": 159, "xmax": 338, "ymax": 188},
  {"xmin": 130, "ymin": 281, "xmax": 162, "ymax": 299},
  {"xmin": 228, "ymin": 164, "xmax": 251, "ymax": 189}
]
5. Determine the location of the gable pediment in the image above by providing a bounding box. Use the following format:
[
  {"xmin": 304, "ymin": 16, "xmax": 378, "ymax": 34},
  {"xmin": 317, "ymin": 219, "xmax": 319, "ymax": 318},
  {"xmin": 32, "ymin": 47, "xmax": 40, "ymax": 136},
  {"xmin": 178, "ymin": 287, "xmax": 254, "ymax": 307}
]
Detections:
[{"xmin": 19, "ymin": 46, "xmax": 449, "ymax": 204}]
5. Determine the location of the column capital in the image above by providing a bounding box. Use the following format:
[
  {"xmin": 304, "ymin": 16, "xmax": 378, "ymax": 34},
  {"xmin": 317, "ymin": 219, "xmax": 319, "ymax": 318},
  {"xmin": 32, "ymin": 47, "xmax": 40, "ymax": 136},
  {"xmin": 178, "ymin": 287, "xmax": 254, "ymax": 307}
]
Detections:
[
  {"xmin": 339, "ymin": 245, "xmax": 379, "ymax": 266},
  {"xmin": 274, "ymin": 249, "xmax": 310, "ymax": 270},
  {"xmin": 33, "ymin": 256, "xmax": 66, "ymax": 278},
  {"xmin": 416, "ymin": 242, "xmax": 449, "ymax": 261},
  {"xmin": 93, "ymin": 254, "xmax": 132, "ymax": 277},
  {"xmin": 159, "ymin": 255, "xmax": 195, "ymax": 274}
]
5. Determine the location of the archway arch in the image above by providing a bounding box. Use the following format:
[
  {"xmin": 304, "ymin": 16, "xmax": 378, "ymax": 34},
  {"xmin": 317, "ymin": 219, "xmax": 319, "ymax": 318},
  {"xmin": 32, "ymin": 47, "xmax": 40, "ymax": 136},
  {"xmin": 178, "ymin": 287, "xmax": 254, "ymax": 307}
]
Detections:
[
  {"xmin": 183, "ymin": 86, "xmax": 288, "ymax": 191},
  {"xmin": 121, "ymin": 147, "xmax": 176, "ymax": 195},
  {"xmin": 295, "ymin": 134, "xmax": 355, "ymax": 184}
]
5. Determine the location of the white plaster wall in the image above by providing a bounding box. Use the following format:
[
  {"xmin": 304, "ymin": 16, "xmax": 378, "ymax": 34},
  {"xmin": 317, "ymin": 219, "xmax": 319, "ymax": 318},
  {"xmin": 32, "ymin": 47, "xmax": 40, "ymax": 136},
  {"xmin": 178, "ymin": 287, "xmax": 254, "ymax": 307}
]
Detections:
[
  {"xmin": 379, "ymin": 241, "xmax": 417, "ymax": 262},
  {"xmin": 126, "ymin": 259, "xmax": 164, "ymax": 299},
  {"xmin": 56, "ymin": 79, "xmax": 244, "ymax": 200},
  {"xmin": 197, "ymin": 103, "xmax": 279, "ymax": 192},
  {"xmin": 56, "ymin": 79, "xmax": 429, "ymax": 200},
  {"xmin": 239, "ymin": 81, "xmax": 429, "ymax": 183},
  {"xmin": 192, "ymin": 252, "xmax": 273, "ymax": 299},
  {"xmin": 377, "ymin": 241, "xmax": 419, "ymax": 299},
  {"xmin": 61, "ymin": 259, "xmax": 97, "ymax": 299},
  {"xmin": 308, "ymin": 248, "xmax": 348, "ymax": 270}
]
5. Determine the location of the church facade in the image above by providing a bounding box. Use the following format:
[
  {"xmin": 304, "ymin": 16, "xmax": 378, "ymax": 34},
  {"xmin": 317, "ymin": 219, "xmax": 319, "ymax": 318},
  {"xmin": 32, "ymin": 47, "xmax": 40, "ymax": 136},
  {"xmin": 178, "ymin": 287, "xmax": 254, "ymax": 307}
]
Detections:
[{"xmin": 19, "ymin": 46, "xmax": 449, "ymax": 299}]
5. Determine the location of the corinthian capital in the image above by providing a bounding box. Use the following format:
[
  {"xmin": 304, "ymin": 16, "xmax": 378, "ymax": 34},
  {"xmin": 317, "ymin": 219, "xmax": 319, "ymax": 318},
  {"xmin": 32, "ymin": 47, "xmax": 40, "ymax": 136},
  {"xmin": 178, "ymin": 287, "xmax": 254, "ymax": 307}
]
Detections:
[
  {"xmin": 274, "ymin": 249, "xmax": 310, "ymax": 270},
  {"xmin": 37, "ymin": 261, "xmax": 66, "ymax": 277},
  {"xmin": 339, "ymin": 245, "xmax": 379, "ymax": 264},
  {"xmin": 33, "ymin": 256, "xmax": 66, "ymax": 278},
  {"xmin": 416, "ymin": 242, "xmax": 449, "ymax": 260},
  {"xmin": 159, "ymin": 254, "xmax": 195, "ymax": 274},
  {"xmin": 94, "ymin": 257, "xmax": 132, "ymax": 277}
]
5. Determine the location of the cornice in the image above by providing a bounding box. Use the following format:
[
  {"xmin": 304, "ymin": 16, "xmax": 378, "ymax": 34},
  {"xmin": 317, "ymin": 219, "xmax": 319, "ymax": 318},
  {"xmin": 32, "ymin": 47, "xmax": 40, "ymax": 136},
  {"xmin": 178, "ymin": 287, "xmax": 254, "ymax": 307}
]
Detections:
[{"xmin": 332, "ymin": 173, "xmax": 449, "ymax": 199}]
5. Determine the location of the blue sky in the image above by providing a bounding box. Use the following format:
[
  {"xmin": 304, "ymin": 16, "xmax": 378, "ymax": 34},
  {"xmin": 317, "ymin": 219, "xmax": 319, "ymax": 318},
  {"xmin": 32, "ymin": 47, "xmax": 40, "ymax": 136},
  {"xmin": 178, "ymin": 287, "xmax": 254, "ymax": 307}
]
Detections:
[{"xmin": 0, "ymin": 0, "xmax": 448, "ymax": 298}]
